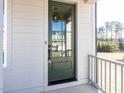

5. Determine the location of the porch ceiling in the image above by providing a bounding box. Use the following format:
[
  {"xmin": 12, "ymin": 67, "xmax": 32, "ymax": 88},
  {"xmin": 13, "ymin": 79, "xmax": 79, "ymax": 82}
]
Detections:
[{"xmin": 84, "ymin": 0, "xmax": 96, "ymax": 4}]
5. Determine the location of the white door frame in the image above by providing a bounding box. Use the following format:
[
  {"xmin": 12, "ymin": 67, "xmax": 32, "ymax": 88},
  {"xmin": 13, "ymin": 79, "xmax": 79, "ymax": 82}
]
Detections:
[
  {"xmin": 0, "ymin": 0, "xmax": 3, "ymax": 92},
  {"xmin": 43, "ymin": 0, "xmax": 86, "ymax": 91}
]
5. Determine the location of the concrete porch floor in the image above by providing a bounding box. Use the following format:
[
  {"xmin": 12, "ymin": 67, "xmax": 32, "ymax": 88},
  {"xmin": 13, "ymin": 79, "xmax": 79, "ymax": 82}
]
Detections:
[{"xmin": 42, "ymin": 84, "xmax": 98, "ymax": 93}]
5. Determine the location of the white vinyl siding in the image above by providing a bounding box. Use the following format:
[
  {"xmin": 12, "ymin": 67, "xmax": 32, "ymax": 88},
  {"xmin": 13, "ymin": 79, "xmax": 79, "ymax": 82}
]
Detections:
[
  {"xmin": 77, "ymin": 1, "xmax": 95, "ymax": 81},
  {"xmin": 4, "ymin": 0, "xmax": 45, "ymax": 93}
]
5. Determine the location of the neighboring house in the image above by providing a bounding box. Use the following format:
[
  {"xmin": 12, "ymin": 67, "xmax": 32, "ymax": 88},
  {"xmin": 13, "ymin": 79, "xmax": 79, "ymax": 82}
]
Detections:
[{"xmin": 0, "ymin": 0, "xmax": 96, "ymax": 93}]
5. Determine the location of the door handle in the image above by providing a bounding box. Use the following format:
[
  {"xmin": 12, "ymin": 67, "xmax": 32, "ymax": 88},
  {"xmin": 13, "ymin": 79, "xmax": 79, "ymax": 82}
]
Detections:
[{"xmin": 48, "ymin": 45, "xmax": 52, "ymax": 63}]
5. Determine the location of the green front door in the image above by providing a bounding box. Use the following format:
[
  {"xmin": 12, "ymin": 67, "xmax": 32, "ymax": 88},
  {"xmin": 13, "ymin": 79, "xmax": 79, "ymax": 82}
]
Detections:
[{"xmin": 48, "ymin": 1, "xmax": 75, "ymax": 83}]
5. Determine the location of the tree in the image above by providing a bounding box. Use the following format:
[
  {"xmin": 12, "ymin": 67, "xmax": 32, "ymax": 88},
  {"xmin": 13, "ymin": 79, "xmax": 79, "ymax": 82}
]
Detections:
[
  {"xmin": 98, "ymin": 26, "xmax": 105, "ymax": 40},
  {"xmin": 105, "ymin": 22, "xmax": 112, "ymax": 41},
  {"xmin": 111, "ymin": 21, "xmax": 123, "ymax": 41}
]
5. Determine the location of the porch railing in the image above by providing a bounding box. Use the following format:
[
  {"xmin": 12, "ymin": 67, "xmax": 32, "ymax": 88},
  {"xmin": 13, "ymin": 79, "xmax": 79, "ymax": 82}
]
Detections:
[{"xmin": 88, "ymin": 54, "xmax": 124, "ymax": 93}]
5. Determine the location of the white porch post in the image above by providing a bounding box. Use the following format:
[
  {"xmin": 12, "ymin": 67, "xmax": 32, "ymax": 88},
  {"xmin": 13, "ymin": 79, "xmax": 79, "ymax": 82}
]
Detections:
[{"xmin": 0, "ymin": 0, "xmax": 3, "ymax": 93}]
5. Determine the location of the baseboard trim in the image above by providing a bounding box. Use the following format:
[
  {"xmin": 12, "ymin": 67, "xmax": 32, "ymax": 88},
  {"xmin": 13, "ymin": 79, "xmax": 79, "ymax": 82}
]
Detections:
[
  {"xmin": 4, "ymin": 86, "xmax": 44, "ymax": 93},
  {"xmin": 45, "ymin": 79, "xmax": 88, "ymax": 92},
  {"xmin": 3, "ymin": 79, "xmax": 88, "ymax": 93}
]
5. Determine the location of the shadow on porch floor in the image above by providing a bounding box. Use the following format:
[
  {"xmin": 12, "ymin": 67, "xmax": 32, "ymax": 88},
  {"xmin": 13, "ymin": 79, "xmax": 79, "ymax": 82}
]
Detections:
[{"xmin": 42, "ymin": 84, "xmax": 98, "ymax": 93}]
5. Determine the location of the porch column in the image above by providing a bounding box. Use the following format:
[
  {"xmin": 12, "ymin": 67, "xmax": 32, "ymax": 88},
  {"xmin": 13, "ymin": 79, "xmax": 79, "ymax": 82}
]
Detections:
[{"xmin": 0, "ymin": 0, "xmax": 3, "ymax": 93}]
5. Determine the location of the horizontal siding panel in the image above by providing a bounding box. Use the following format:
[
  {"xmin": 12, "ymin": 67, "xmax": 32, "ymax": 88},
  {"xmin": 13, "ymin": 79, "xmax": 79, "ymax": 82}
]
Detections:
[
  {"xmin": 78, "ymin": 36, "xmax": 91, "ymax": 41},
  {"xmin": 12, "ymin": 31, "xmax": 42, "ymax": 35},
  {"xmin": 12, "ymin": 26, "xmax": 43, "ymax": 33},
  {"xmin": 79, "ymin": 4, "xmax": 91, "ymax": 13},
  {"xmin": 12, "ymin": 47, "xmax": 43, "ymax": 52},
  {"xmin": 12, "ymin": 25, "xmax": 44, "ymax": 29},
  {"xmin": 12, "ymin": 51, "xmax": 43, "ymax": 57},
  {"xmin": 79, "ymin": 32, "xmax": 91, "ymax": 36},
  {"xmin": 4, "ymin": 71, "xmax": 43, "ymax": 92},
  {"xmin": 78, "ymin": 23, "xmax": 91, "ymax": 28},
  {"xmin": 13, "ymin": 58, "xmax": 43, "ymax": 64},
  {"xmin": 80, "ymin": 9, "xmax": 91, "ymax": 14},
  {"xmin": 12, "ymin": 33, "xmax": 43, "ymax": 40},
  {"xmin": 12, "ymin": 41, "xmax": 43, "ymax": 48},
  {"xmin": 77, "ymin": 48, "xmax": 90, "ymax": 53},
  {"xmin": 12, "ymin": 19, "xmax": 43, "ymax": 26},
  {"xmin": 78, "ymin": 26, "xmax": 91, "ymax": 30},
  {"xmin": 78, "ymin": 20, "xmax": 91, "ymax": 24},
  {"xmin": 78, "ymin": 10, "xmax": 91, "ymax": 14},
  {"xmin": 77, "ymin": 49, "xmax": 90, "ymax": 55},
  {"xmin": 79, "ymin": 16, "xmax": 91, "ymax": 20},
  {"xmin": 13, "ymin": 12, "xmax": 43, "ymax": 20},
  {"xmin": 12, "ymin": 24, "xmax": 43, "ymax": 27},
  {"xmin": 13, "ymin": 27, "xmax": 43, "ymax": 33},
  {"xmin": 13, "ymin": 48, "xmax": 43, "ymax": 57},
  {"xmin": 13, "ymin": 53, "xmax": 43, "ymax": 60},
  {"xmin": 13, "ymin": 6, "xmax": 43, "ymax": 14},
  {"xmin": 78, "ymin": 30, "xmax": 91, "ymax": 35},
  {"xmin": 13, "ymin": 8, "xmax": 43, "ymax": 14},
  {"xmin": 13, "ymin": 57, "xmax": 43, "ymax": 63},
  {"xmin": 13, "ymin": 0, "xmax": 44, "ymax": 7},
  {"xmin": 12, "ymin": 4, "xmax": 43, "ymax": 10},
  {"xmin": 79, "ymin": 13, "xmax": 92, "ymax": 19},
  {"xmin": 12, "ymin": 29, "xmax": 43, "ymax": 33},
  {"xmin": 13, "ymin": 61, "xmax": 43, "ymax": 70},
  {"xmin": 78, "ymin": 73, "xmax": 88, "ymax": 80}
]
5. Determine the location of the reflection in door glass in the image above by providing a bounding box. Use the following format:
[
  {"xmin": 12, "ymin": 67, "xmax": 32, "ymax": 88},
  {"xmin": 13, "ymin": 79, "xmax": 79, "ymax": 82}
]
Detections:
[
  {"xmin": 51, "ymin": 6, "xmax": 72, "ymax": 58},
  {"xmin": 64, "ymin": 8, "xmax": 72, "ymax": 57},
  {"xmin": 52, "ymin": 6, "xmax": 63, "ymax": 57},
  {"xmin": 66, "ymin": 18, "xmax": 72, "ymax": 57}
]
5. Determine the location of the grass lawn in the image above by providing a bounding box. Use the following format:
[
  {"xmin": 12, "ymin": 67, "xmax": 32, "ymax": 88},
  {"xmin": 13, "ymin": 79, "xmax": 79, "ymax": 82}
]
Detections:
[{"xmin": 97, "ymin": 52, "xmax": 124, "ymax": 62}]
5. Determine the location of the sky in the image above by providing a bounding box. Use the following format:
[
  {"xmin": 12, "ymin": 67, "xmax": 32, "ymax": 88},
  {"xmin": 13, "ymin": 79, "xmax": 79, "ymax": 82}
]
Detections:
[
  {"xmin": 97, "ymin": 0, "xmax": 124, "ymax": 27},
  {"xmin": 52, "ymin": 21, "xmax": 65, "ymax": 31}
]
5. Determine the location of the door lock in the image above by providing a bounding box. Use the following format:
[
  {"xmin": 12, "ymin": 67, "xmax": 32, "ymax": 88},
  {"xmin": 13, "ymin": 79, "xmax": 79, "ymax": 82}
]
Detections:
[
  {"xmin": 45, "ymin": 41, "xmax": 47, "ymax": 45},
  {"xmin": 48, "ymin": 59, "xmax": 52, "ymax": 63}
]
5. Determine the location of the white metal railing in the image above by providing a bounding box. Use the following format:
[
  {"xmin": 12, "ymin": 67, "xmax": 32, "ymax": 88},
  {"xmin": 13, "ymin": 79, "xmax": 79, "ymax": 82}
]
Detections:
[{"xmin": 88, "ymin": 54, "xmax": 124, "ymax": 93}]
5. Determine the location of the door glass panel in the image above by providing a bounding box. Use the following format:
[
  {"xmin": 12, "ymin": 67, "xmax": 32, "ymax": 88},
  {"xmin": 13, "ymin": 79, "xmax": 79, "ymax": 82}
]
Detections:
[
  {"xmin": 52, "ymin": 6, "xmax": 72, "ymax": 57},
  {"xmin": 48, "ymin": 1, "xmax": 75, "ymax": 83},
  {"xmin": 51, "ymin": 6, "xmax": 63, "ymax": 58},
  {"xmin": 66, "ymin": 21, "xmax": 72, "ymax": 56},
  {"xmin": 51, "ymin": 6, "xmax": 73, "ymax": 59},
  {"xmin": 64, "ymin": 7, "xmax": 72, "ymax": 57}
]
